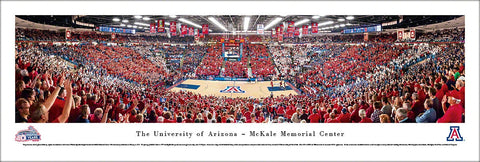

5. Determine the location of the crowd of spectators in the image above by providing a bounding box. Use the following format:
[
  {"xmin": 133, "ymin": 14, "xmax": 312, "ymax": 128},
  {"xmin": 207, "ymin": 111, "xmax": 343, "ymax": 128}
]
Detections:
[{"xmin": 15, "ymin": 27, "xmax": 465, "ymax": 124}]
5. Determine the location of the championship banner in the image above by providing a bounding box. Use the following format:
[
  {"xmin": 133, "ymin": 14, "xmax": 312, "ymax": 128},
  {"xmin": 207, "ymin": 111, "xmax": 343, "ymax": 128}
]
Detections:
[
  {"xmin": 257, "ymin": 24, "xmax": 264, "ymax": 35},
  {"xmin": 199, "ymin": 33, "xmax": 205, "ymax": 38},
  {"xmin": 410, "ymin": 30, "xmax": 416, "ymax": 40},
  {"xmin": 181, "ymin": 25, "xmax": 188, "ymax": 36},
  {"xmin": 188, "ymin": 27, "xmax": 194, "ymax": 36},
  {"xmin": 170, "ymin": 21, "xmax": 177, "ymax": 36},
  {"xmin": 311, "ymin": 22, "xmax": 318, "ymax": 34},
  {"xmin": 279, "ymin": 24, "xmax": 284, "ymax": 35},
  {"xmin": 288, "ymin": 32, "xmax": 294, "ymax": 38},
  {"xmin": 287, "ymin": 21, "xmax": 295, "ymax": 33},
  {"xmin": 194, "ymin": 29, "xmax": 199, "ymax": 36},
  {"xmin": 397, "ymin": 30, "xmax": 403, "ymax": 40},
  {"xmin": 302, "ymin": 25, "xmax": 309, "ymax": 35},
  {"xmin": 157, "ymin": 20, "xmax": 165, "ymax": 33},
  {"xmin": 111, "ymin": 33, "xmax": 116, "ymax": 40},
  {"xmin": 278, "ymin": 34, "xmax": 283, "ymax": 42},
  {"xmin": 65, "ymin": 30, "xmax": 71, "ymax": 40},
  {"xmin": 272, "ymin": 29, "xmax": 277, "ymax": 38},
  {"xmin": 150, "ymin": 23, "xmax": 156, "ymax": 33},
  {"xmin": 202, "ymin": 24, "xmax": 209, "ymax": 34},
  {"xmin": 294, "ymin": 27, "xmax": 300, "ymax": 36}
]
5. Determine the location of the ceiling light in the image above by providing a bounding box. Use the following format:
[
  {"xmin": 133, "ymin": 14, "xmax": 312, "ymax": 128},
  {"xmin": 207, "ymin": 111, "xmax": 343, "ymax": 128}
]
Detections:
[
  {"xmin": 138, "ymin": 27, "xmax": 143, "ymax": 29},
  {"xmin": 134, "ymin": 15, "xmax": 142, "ymax": 19},
  {"xmin": 340, "ymin": 24, "xmax": 346, "ymax": 27},
  {"xmin": 165, "ymin": 22, "xmax": 170, "ymax": 25},
  {"xmin": 134, "ymin": 22, "xmax": 150, "ymax": 27},
  {"xmin": 338, "ymin": 18, "xmax": 345, "ymax": 22},
  {"xmin": 318, "ymin": 21, "xmax": 334, "ymax": 26},
  {"xmin": 120, "ymin": 24, "xmax": 126, "ymax": 27},
  {"xmin": 127, "ymin": 25, "xmax": 132, "ymax": 28},
  {"xmin": 143, "ymin": 17, "xmax": 151, "ymax": 21},
  {"xmin": 334, "ymin": 25, "xmax": 339, "ymax": 28},
  {"xmin": 209, "ymin": 29, "xmax": 212, "ymax": 32},
  {"xmin": 347, "ymin": 23, "xmax": 352, "ymax": 26},
  {"xmin": 122, "ymin": 19, "xmax": 129, "ymax": 23},
  {"xmin": 346, "ymin": 16, "xmax": 354, "ymax": 20},
  {"xmin": 169, "ymin": 15, "xmax": 177, "ymax": 18},
  {"xmin": 312, "ymin": 16, "xmax": 320, "ymax": 19},
  {"xmin": 133, "ymin": 25, "xmax": 138, "ymax": 28},
  {"xmin": 264, "ymin": 17, "xmax": 283, "ymax": 30},
  {"xmin": 243, "ymin": 17, "xmax": 250, "ymax": 32},
  {"xmin": 295, "ymin": 19, "xmax": 310, "ymax": 26},
  {"xmin": 178, "ymin": 18, "xmax": 202, "ymax": 28},
  {"xmin": 280, "ymin": 15, "xmax": 288, "ymax": 17},
  {"xmin": 208, "ymin": 17, "xmax": 228, "ymax": 32},
  {"xmin": 112, "ymin": 18, "xmax": 120, "ymax": 22}
]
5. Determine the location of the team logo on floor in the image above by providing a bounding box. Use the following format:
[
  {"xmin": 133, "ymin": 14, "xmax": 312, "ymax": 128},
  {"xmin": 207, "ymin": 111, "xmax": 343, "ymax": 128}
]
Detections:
[
  {"xmin": 15, "ymin": 126, "xmax": 41, "ymax": 142},
  {"xmin": 446, "ymin": 126, "xmax": 463, "ymax": 141},
  {"xmin": 220, "ymin": 86, "xmax": 245, "ymax": 93}
]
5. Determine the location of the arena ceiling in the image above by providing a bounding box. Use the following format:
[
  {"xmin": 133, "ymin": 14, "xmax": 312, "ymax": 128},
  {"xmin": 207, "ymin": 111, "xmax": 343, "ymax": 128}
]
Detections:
[{"xmin": 16, "ymin": 15, "xmax": 463, "ymax": 34}]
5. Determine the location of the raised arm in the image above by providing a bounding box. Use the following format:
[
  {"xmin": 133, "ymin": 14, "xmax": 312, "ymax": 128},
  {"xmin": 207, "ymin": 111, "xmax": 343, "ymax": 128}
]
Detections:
[
  {"xmin": 57, "ymin": 80, "xmax": 73, "ymax": 123},
  {"xmin": 101, "ymin": 104, "xmax": 113, "ymax": 123},
  {"xmin": 45, "ymin": 74, "xmax": 64, "ymax": 111}
]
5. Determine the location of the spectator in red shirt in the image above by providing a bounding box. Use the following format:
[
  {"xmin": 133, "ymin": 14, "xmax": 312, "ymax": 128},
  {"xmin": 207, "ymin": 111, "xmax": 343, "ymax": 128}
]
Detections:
[
  {"xmin": 358, "ymin": 109, "xmax": 372, "ymax": 123},
  {"xmin": 437, "ymin": 91, "xmax": 464, "ymax": 123},
  {"xmin": 30, "ymin": 80, "xmax": 73, "ymax": 123},
  {"xmin": 326, "ymin": 112, "xmax": 340, "ymax": 123},
  {"xmin": 337, "ymin": 108, "xmax": 351, "ymax": 123},
  {"xmin": 307, "ymin": 108, "xmax": 321, "ymax": 123}
]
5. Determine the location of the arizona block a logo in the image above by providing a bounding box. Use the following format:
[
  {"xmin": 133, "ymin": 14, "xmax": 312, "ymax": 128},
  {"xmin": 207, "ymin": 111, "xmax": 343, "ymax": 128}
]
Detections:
[
  {"xmin": 220, "ymin": 86, "xmax": 245, "ymax": 93},
  {"xmin": 446, "ymin": 126, "xmax": 463, "ymax": 141}
]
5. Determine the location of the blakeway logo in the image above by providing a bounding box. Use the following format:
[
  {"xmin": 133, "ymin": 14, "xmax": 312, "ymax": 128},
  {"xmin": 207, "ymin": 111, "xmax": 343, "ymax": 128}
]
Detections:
[
  {"xmin": 446, "ymin": 126, "xmax": 463, "ymax": 141},
  {"xmin": 220, "ymin": 86, "xmax": 245, "ymax": 93},
  {"xmin": 15, "ymin": 126, "xmax": 41, "ymax": 142}
]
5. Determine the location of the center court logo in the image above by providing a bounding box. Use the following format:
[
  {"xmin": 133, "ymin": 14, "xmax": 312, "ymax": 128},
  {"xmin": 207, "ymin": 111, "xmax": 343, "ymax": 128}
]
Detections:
[
  {"xmin": 446, "ymin": 126, "xmax": 463, "ymax": 141},
  {"xmin": 15, "ymin": 126, "xmax": 41, "ymax": 142},
  {"xmin": 220, "ymin": 86, "xmax": 245, "ymax": 93}
]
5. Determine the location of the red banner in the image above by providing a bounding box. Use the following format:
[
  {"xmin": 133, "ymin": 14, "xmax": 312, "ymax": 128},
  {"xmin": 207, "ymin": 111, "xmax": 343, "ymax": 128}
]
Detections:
[
  {"xmin": 311, "ymin": 22, "xmax": 318, "ymax": 34},
  {"xmin": 279, "ymin": 24, "xmax": 284, "ymax": 35},
  {"xmin": 202, "ymin": 24, "xmax": 209, "ymax": 34},
  {"xmin": 288, "ymin": 33, "xmax": 294, "ymax": 38},
  {"xmin": 194, "ymin": 29, "xmax": 199, "ymax": 36},
  {"xmin": 111, "ymin": 33, "xmax": 116, "ymax": 40},
  {"xmin": 272, "ymin": 29, "xmax": 277, "ymax": 38},
  {"xmin": 220, "ymin": 38, "xmax": 225, "ymax": 43},
  {"xmin": 180, "ymin": 25, "xmax": 188, "ymax": 36},
  {"xmin": 278, "ymin": 34, "xmax": 283, "ymax": 42},
  {"xmin": 410, "ymin": 30, "xmax": 416, "ymax": 39},
  {"xmin": 199, "ymin": 33, "xmax": 205, "ymax": 38},
  {"xmin": 65, "ymin": 30, "xmax": 71, "ymax": 40},
  {"xmin": 397, "ymin": 30, "xmax": 403, "ymax": 40},
  {"xmin": 150, "ymin": 23, "xmax": 156, "ymax": 33},
  {"xmin": 188, "ymin": 27, "xmax": 194, "ymax": 36},
  {"xmin": 287, "ymin": 21, "xmax": 295, "ymax": 33},
  {"xmin": 294, "ymin": 27, "xmax": 300, "ymax": 36},
  {"xmin": 157, "ymin": 20, "xmax": 165, "ymax": 33},
  {"xmin": 170, "ymin": 21, "xmax": 177, "ymax": 36},
  {"xmin": 302, "ymin": 25, "xmax": 308, "ymax": 35}
]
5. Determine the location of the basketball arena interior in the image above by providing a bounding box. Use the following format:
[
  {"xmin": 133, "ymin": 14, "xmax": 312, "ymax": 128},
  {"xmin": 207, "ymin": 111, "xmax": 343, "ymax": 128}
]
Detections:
[{"xmin": 14, "ymin": 15, "xmax": 465, "ymax": 123}]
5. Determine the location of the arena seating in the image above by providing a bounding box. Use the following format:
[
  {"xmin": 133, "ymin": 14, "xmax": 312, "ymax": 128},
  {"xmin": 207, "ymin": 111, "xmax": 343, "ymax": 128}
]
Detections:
[{"xmin": 15, "ymin": 27, "xmax": 465, "ymax": 123}]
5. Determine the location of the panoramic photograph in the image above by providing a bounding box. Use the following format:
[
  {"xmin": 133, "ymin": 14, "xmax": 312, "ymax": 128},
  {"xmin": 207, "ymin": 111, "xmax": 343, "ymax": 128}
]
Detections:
[{"xmin": 14, "ymin": 15, "xmax": 465, "ymax": 124}]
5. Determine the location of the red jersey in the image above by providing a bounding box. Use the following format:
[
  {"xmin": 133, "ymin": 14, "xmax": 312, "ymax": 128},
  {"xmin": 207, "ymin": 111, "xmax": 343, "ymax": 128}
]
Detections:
[
  {"xmin": 437, "ymin": 104, "xmax": 464, "ymax": 123},
  {"xmin": 308, "ymin": 113, "xmax": 321, "ymax": 123}
]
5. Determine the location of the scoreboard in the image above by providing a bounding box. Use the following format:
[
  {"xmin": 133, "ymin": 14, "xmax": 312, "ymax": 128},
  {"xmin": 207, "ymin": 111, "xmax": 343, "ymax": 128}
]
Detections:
[
  {"xmin": 342, "ymin": 25, "xmax": 382, "ymax": 34},
  {"xmin": 97, "ymin": 26, "xmax": 136, "ymax": 34}
]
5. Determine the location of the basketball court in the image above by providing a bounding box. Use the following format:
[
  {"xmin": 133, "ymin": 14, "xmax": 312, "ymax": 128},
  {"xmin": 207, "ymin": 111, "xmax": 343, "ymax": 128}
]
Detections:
[{"xmin": 169, "ymin": 79, "xmax": 300, "ymax": 98}]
